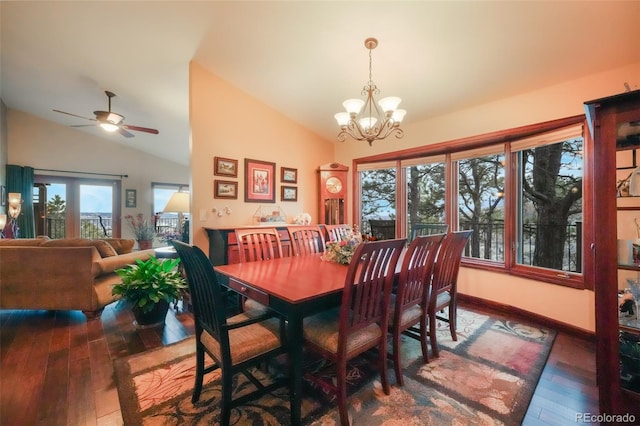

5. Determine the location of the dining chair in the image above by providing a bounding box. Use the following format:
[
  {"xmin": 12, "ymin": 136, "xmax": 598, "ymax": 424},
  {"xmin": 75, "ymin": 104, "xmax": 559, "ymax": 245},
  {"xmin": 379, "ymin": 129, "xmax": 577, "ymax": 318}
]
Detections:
[
  {"xmin": 170, "ymin": 240, "xmax": 289, "ymax": 426},
  {"xmin": 428, "ymin": 230, "xmax": 473, "ymax": 357},
  {"xmin": 368, "ymin": 219, "xmax": 396, "ymax": 240},
  {"xmin": 287, "ymin": 225, "xmax": 326, "ymax": 256},
  {"xmin": 388, "ymin": 233, "xmax": 444, "ymax": 385},
  {"xmin": 410, "ymin": 223, "xmax": 449, "ymax": 240},
  {"xmin": 324, "ymin": 223, "xmax": 352, "ymax": 243},
  {"xmin": 234, "ymin": 227, "xmax": 285, "ymax": 314},
  {"xmin": 303, "ymin": 238, "xmax": 406, "ymax": 426}
]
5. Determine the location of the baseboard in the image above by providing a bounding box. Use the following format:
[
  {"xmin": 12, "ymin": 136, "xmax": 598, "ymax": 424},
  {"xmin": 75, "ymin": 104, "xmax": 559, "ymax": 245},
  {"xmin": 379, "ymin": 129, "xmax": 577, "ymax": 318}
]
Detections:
[{"xmin": 458, "ymin": 293, "xmax": 596, "ymax": 343}]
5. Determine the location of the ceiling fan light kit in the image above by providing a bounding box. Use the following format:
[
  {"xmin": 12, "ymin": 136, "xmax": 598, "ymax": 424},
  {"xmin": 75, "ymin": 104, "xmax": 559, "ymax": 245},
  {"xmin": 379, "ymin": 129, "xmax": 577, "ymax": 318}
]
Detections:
[
  {"xmin": 53, "ymin": 90, "xmax": 159, "ymax": 138},
  {"xmin": 335, "ymin": 37, "xmax": 405, "ymax": 146}
]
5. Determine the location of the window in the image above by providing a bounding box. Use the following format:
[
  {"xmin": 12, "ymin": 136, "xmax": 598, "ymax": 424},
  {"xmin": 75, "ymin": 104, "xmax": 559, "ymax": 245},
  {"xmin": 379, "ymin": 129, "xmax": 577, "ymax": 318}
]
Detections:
[
  {"xmin": 512, "ymin": 125, "xmax": 583, "ymax": 273},
  {"xmin": 152, "ymin": 182, "xmax": 189, "ymax": 238},
  {"xmin": 358, "ymin": 163, "xmax": 396, "ymax": 237},
  {"xmin": 34, "ymin": 176, "xmax": 120, "ymax": 239},
  {"xmin": 403, "ymin": 156, "xmax": 446, "ymax": 240},
  {"xmin": 453, "ymin": 147, "xmax": 506, "ymax": 262},
  {"xmin": 353, "ymin": 115, "xmax": 586, "ymax": 289}
]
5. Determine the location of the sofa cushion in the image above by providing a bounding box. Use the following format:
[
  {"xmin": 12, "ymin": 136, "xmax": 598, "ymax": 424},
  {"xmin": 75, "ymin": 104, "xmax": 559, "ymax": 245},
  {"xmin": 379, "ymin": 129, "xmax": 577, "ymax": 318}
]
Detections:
[
  {"xmin": 99, "ymin": 238, "xmax": 135, "ymax": 255},
  {"xmin": 40, "ymin": 238, "xmax": 118, "ymax": 258},
  {"xmin": 0, "ymin": 238, "xmax": 44, "ymax": 246}
]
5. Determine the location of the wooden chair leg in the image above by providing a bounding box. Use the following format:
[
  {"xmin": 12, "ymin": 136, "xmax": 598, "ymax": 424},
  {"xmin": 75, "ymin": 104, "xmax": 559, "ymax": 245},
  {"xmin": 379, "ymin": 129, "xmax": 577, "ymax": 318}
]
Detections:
[
  {"xmin": 192, "ymin": 346, "xmax": 205, "ymax": 403},
  {"xmin": 449, "ymin": 303, "xmax": 457, "ymax": 341},
  {"xmin": 336, "ymin": 360, "xmax": 349, "ymax": 426},
  {"xmin": 380, "ymin": 340, "xmax": 390, "ymax": 394},
  {"xmin": 429, "ymin": 311, "xmax": 439, "ymax": 358},
  {"xmin": 419, "ymin": 318, "xmax": 430, "ymax": 363},
  {"xmin": 221, "ymin": 369, "xmax": 233, "ymax": 426},
  {"xmin": 392, "ymin": 331, "xmax": 403, "ymax": 386}
]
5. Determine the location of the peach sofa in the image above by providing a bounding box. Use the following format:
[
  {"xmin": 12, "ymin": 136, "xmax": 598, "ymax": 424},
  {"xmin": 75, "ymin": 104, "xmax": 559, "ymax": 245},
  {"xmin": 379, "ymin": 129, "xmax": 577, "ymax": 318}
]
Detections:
[{"xmin": 0, "ymin": 237, "xmax": 155, "ymax": 319}]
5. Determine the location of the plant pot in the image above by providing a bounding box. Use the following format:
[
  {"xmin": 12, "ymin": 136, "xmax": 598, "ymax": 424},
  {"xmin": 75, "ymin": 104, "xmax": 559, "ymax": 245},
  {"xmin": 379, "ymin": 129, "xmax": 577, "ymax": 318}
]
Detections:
[
  {"xmin": 132, "ymin": 300, "xmax": 169, "ymax": 328},
  {"xmin": 137, "ymin": 240, "xmax": 153, "ymax": 250}
]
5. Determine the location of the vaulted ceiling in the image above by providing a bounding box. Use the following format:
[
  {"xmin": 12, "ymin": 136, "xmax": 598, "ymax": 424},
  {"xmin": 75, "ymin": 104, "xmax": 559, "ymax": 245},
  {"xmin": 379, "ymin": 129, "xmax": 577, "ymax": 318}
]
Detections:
[{"xmin": 2, "ymin": 1, "xmax": 639, "ymax": 166}]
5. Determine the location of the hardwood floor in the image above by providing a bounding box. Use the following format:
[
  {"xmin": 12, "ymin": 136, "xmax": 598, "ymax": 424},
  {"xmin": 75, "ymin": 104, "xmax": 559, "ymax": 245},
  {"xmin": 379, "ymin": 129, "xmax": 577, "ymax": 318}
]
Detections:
[{"xmin": 0, "ymin": 302, "xmax": 598, "ymax": 425}]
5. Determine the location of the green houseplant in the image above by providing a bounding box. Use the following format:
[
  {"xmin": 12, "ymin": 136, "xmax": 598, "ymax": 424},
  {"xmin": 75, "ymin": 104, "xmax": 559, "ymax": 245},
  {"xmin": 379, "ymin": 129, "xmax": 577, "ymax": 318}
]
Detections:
[{"xmin": 113, "ymin": 256, "xmax": 187, "ymax": 326}]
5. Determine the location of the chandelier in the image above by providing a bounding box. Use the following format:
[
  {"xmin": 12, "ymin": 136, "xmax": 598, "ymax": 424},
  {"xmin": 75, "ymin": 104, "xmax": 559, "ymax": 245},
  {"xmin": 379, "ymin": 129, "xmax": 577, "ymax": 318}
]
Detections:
[{"xmin": 334, "ymin": 37, "xmax": 406, "ymax": 146}]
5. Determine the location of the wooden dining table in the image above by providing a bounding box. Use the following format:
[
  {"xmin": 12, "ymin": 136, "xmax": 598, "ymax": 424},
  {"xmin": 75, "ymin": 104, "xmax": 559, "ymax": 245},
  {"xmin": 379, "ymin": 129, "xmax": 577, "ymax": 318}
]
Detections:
[{"xmin": 214, "ymin": 254, "xmax": 350, "ymax": 426}]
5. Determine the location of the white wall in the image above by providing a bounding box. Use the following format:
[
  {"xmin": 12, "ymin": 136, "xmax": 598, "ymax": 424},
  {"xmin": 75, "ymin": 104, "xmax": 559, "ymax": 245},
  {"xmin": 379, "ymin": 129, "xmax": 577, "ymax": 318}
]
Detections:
[
  {"xmin": 335, "ymin": 62, "xmax": 640, "ymax": 333},
  {"xmin": 6, "ymin": 109, "xmax": 190, "ymax": 241}
]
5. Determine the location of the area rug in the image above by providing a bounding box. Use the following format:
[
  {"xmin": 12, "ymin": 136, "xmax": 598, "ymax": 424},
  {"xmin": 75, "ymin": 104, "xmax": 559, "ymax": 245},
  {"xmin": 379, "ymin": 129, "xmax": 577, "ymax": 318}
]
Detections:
[{"xmin": 114, "ymin": 308, "xmax": 555, "ymax": 425}]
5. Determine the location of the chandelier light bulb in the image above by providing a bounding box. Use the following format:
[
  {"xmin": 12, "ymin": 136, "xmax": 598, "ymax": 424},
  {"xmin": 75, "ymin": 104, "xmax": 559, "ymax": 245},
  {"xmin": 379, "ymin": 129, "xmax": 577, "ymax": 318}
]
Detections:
[
  {"xmin": 378, "ymin": 97, "xmax": 401, "ymax": 113},
  {"xmin": 334, "ymin": 37, "xmax": 405, "ymax": 145}
]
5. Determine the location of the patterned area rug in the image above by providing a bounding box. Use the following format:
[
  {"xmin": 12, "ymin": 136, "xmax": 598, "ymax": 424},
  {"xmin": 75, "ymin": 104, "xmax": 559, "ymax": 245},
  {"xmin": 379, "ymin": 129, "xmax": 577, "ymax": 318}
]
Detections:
[{"xmin": 114, "ymin": 308, "xmax": 555, "ymax": 425}]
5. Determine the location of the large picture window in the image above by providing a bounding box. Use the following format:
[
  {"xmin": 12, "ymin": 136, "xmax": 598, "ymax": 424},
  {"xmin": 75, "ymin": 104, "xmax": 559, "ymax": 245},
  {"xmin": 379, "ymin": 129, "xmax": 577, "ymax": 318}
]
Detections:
[{"xmin": 354, "ymin": 115, "xmax": 586, "ymax": 289}]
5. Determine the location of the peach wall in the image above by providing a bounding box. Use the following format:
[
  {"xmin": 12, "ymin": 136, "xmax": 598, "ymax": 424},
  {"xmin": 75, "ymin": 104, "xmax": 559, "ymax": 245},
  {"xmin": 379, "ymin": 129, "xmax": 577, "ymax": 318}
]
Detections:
[
  {"xmin": 334, "ymin": 62, "xmax": 640, "ymax": 333},
  {"xmin": 189, "ymin": 61, "xmax": 334, "ymax": 252}
]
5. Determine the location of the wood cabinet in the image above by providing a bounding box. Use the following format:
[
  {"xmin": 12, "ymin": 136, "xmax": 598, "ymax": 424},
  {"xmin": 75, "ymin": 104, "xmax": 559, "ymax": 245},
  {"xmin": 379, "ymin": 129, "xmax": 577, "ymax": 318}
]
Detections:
[
  {"xmin": 586, "ymin": 90, "xmax": 640, "ymax": 416},
  {"xmin": 204, "ymin": 226, "xmax": 291, "ymax": 266}
]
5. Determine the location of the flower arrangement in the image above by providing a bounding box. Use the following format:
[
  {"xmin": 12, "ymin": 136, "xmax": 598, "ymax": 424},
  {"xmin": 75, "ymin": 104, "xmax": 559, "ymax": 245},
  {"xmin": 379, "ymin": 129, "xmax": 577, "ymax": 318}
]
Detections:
[
  {"xmin": 321, "ymin": 228, "xmax": 363, "ymax": 265},
  {"xmin": 124, "ymin": 214, "xmax": 157, "ymax": 241}
]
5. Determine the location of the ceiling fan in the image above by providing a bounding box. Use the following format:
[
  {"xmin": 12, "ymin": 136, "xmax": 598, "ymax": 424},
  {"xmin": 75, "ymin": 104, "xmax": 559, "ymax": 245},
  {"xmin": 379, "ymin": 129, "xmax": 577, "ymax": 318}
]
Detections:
[{"xmin": 53, "ymin": 90, "xmax": 159, "ymax": 138}]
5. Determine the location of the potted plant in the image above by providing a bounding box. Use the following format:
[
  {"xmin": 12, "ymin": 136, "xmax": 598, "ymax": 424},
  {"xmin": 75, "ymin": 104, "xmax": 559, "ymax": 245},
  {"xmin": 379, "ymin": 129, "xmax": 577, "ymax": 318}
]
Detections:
[
  {"xmin": 124, "ymin": 213, "xmax": 157, "ymax": 250},
  {"xmin": 113, "ymin": 256, "xmax": 187, "ymax": 327}
]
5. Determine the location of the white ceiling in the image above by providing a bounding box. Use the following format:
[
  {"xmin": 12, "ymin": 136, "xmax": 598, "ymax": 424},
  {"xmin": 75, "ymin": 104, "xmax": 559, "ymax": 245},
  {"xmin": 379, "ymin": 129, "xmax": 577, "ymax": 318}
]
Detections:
[{"xmin": 2, "ymin": 1, "xmax": 639, "ymax": 167}]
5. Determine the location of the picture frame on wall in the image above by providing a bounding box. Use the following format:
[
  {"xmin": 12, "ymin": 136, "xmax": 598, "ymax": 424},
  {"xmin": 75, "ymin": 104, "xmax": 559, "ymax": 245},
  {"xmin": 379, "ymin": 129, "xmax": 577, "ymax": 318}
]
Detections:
[
  {"xmin": 214, "ymin": 180, "xmax": 238, "ymax": 199},
  {"xmin": 245, "ymin": 158, "xmax": 276, "ymax": 203},
  {"xmin": 281, "ymin": 185, "xmax": 298, "ymax": 202},
  {"xmin": 214, "ymin": 157, "xmax": 238, "ymax": 177},
  {"xmin": 125, "ymin": 189, "xmax": 137, "ymax": 208},
  {"xmin": 281, "ymin": 167, "xmax": 298, "ymax": 184},
  {"xmin": 0, "ymin": 186, "xmax": 5, "ymax": 206}
]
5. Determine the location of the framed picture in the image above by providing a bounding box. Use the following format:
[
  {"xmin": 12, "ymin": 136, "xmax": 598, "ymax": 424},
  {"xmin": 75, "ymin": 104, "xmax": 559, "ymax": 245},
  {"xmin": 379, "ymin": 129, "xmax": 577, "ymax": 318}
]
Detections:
[
  {"xmin": 0, "ymin": 186, "xmax": 5, "ymax": 206},
  {"xmin": 214, "ymin": 180, "xmax": 238, "ymax": 199},
  {"xmin": 281, "ymin": 167, "xmax": 298, "ymax": 184},
  {"xmin": 125, "ymin": 189, "xmax": 137, "ymax": 208},
  {"xmin": 245, "ymin": 158, "xmax": 276, "ymax": 203},
  {"xmin": 281, "ymin": 185, "xmax": 298, "ymax": 202},
  {"xmin": 214, "ymin": 157, "xmax": 238, "ymax": 177}
]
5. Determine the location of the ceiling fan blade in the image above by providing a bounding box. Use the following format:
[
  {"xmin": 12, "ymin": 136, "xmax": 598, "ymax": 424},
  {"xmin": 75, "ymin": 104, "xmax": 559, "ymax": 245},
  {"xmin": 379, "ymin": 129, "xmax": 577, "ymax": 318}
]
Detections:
[
  {"xmin": 122, "ymin": 124, "xmax": 159, "ymax": 135},
  {"xmin": 53, "ymin": 109, "xmax": 97, "ymax": 122},
  {"xmin": 118, "ymin": 127, "xmax": 135, "ymax": 138},
  {"xmin": 70, "ymin": 124, "xmax": 98, "ymax": 128}
]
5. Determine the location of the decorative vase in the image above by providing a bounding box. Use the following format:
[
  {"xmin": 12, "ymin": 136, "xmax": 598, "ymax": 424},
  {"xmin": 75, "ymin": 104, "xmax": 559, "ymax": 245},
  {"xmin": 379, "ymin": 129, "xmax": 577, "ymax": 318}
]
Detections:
[
  {"xmin": 137, "ymin": 240, "xmax": 153, "ymax": 250},
  {"xmin": 132, "ymin": 300, "xmax": 169, "ymax": 328}
]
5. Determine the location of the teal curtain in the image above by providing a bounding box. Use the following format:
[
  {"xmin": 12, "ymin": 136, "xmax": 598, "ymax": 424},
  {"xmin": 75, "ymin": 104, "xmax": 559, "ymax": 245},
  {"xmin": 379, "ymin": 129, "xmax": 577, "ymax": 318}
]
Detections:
[{"xmin": 6, "ymin": 165, "xmax": 35, "ymax": 238}]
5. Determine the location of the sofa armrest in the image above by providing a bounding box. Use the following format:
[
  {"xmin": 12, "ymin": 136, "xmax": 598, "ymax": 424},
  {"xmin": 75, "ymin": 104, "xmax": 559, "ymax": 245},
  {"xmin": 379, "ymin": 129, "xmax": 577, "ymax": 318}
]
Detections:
[{"xmin": 96, "ymin": 249, "xmax": 156, "ymax": 275}]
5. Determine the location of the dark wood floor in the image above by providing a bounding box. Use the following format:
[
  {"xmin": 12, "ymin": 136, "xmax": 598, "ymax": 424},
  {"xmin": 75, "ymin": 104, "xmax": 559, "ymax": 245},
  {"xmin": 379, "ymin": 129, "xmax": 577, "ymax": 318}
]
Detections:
[{"xmin": 0, "ymin": 302, "xmax": 598, "ymax": 426}]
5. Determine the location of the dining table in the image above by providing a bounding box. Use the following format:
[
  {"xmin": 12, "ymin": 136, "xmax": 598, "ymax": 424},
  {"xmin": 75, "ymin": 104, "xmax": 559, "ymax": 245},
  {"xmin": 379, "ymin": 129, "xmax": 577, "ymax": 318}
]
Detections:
[{"xmin": 214, "ymin": 254, "xmax": 350, "ymax": 426}]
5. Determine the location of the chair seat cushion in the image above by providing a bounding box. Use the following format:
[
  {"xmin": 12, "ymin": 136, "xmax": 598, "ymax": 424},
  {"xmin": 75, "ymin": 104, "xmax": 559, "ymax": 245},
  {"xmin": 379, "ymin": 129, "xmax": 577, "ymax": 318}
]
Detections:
[
  {"xmin": 388, "ymin": 295, "xmax": 423, "ymax": 328},
  {"xmin": 303, "ymin": 308, "xmax": 382, "ymax": 355},
  {"xmin": 434, "ymin": 291, "xmax": 451, "ymax": 311},
  {"xmin": 201, "ymin": 316, "xmax": 282, "ymax": 366}
]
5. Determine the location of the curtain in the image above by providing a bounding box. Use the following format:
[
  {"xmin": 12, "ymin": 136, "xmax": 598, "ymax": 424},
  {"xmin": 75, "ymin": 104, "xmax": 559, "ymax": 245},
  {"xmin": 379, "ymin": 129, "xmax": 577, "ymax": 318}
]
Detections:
[{"xmin": 6, "ymin": 165, "xmax": 35, "ymax": 238}]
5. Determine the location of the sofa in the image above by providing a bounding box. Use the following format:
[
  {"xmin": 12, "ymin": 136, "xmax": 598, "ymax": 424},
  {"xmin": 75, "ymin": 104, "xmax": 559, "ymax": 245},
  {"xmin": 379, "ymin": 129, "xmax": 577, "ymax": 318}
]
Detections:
[{"xmin": 0, "ymin": 237, "xmax": 155, "ymax": 319}]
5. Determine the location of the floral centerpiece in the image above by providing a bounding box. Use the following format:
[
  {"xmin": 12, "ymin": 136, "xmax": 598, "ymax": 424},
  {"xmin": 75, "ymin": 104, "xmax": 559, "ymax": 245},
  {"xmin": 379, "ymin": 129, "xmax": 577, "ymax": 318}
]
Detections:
[
  {"xmin": 321, "ymin": 227, "xmax": 363, "ymax": 265},
  {"xmin": 124, "ymin": 214, "xmax": 156, "ymax": 248}
]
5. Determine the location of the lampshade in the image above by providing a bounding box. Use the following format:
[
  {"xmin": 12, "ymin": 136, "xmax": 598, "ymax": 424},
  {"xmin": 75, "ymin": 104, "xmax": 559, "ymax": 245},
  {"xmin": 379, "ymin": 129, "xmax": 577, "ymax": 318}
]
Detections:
[
  {"xmin": 0, "ymin": 214, "xmax": 6, "ymax": 229},
  {"xmin": 163, "ymin": 192, "xmax": 190, "ymax": 213}
]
